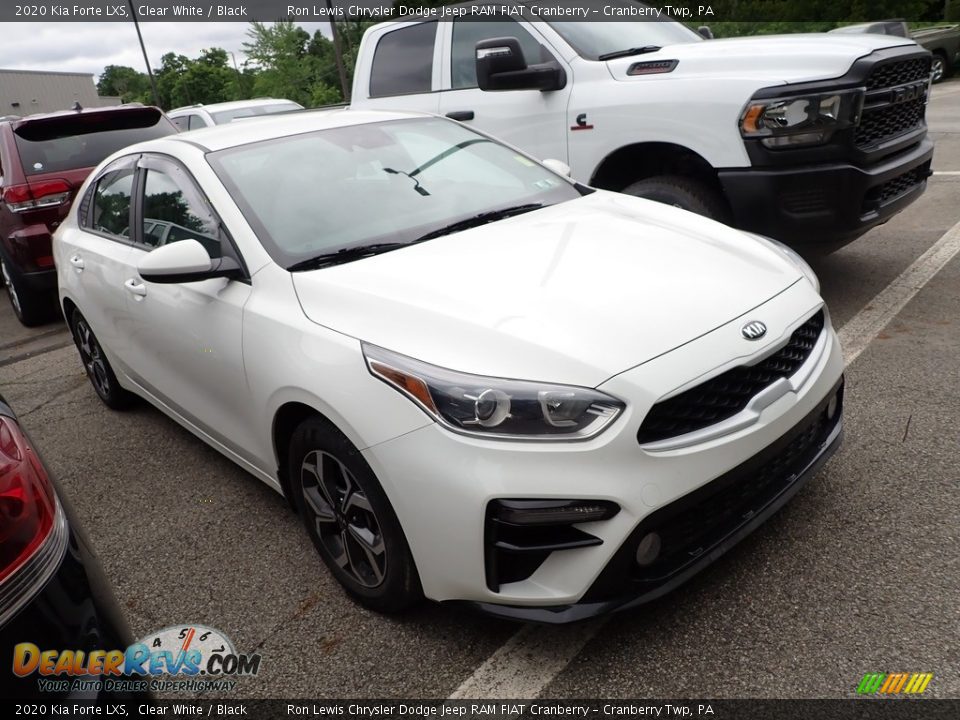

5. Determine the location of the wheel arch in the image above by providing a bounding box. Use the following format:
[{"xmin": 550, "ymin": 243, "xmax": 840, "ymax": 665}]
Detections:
[
  {"xmin": 590, "ymin": 141, "xmax": 725, "ymax": 196},
  {"xmin": 272, "ymin": 401, "xmax": 342, "ymax": 513}
]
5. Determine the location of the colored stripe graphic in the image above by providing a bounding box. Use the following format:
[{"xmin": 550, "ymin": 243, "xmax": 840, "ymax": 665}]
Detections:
[{"xmin": 858, "ymin": 672, "xmax": 933, "ymax": 695}]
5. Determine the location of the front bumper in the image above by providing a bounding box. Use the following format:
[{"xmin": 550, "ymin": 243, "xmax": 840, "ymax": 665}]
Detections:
[
  {"xmin": 718, "ymin": 137, "xmax": 933, "ymax": 248},
  {"xmin": 362, "ymin": 280, "xmax": 845, "ymax": 617}
]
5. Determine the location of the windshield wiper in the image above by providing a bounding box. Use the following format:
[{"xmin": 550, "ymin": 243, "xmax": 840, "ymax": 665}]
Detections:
[
  {"xmin": 414, "ymin": 204, "xmax": 547, "ymax": 242},
  {"xmin": 287, "ymin": 243, "xmax": 408, "ymax": 271},
  {"xmin": 597, "ymin": 46, "xmax": 662, "ymax": 61}
]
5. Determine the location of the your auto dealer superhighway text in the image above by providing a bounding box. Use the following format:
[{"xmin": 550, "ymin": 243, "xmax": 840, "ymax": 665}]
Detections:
[{"xmin": 286, "ymin": 705, "xmax": 711, "ymax": 717}]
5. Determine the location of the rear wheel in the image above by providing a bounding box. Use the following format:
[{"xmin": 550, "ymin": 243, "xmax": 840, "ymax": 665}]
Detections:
[
  {"xmin": 622, "ymin": 175, "xmax": 730, "ymax": 222},
  {"xmin": 70, "ymin": 310, "xmax": 135, "ymax": 410},
  {"xmin": 289, "ymin": 416, "xmax": 423, "ymax": 613},
  {"xmin": 0, "ymin": 255, "xmax": 51, "ymax": 327}
]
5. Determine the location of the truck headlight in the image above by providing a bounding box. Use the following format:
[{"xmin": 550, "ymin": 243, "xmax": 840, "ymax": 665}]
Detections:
[
  {"xmin": 363, "ymin": 344, "xmax": 625, "ymax": 441},
  {"xmin": 740, "ymin": 89, "xmax": 864, "ymax": 148}
]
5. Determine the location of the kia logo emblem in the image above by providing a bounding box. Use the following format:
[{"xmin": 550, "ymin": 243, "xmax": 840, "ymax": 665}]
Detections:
[{"xmin": 741, "ymin": 321, "xmax": 767, "ymax": 340}]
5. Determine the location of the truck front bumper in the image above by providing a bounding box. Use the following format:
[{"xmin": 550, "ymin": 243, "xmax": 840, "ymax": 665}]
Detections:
[{"xmin": 718, "ymin": 137, "xmax": 933, "ymax": 249}]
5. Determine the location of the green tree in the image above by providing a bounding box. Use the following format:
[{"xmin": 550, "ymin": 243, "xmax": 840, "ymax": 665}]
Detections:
[{"xmin": 97, "ymin": 65, "xmax": 150, "ymax": 103}]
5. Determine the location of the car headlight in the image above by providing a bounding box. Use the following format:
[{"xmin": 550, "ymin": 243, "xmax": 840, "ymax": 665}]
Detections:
[
  {"xmin": 363, "ymin": 344, "xmax": 625, "ymax": 440},
  {"xmin": 747, "ymin": 233, "xmax": 820, "ymax": 293},
  {"xmin": 739, "ymin": 89, "xmax": 864, "ymax": 148}
]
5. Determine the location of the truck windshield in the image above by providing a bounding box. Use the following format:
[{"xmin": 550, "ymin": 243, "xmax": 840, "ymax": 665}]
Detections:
[
  {"xmin": 542, "ymin": 2, "xmax": 703, "ymax": 60},
  {"xmin": 208, "ymin": 117, "xmax": 582, "ymax": 269}
]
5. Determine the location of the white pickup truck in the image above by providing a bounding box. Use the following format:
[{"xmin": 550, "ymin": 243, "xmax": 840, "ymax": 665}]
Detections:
[{"xmin": 350, "ymin": 1, "xmax": 935, "ymax": 251}]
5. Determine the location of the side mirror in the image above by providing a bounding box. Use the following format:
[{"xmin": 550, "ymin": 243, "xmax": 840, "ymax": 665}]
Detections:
[
  {"xmin": 697, "ymin": 26, "xmax": 714, "ymax": 40},
  {"xmin": 138, "ymin": 239, "xmax": 242, "ymax": 284},
  {"xmin": 476, "ymin": 37, "xmax": 566, "ymax": 92},
  {"xmin": 542, "ymin": 158, "xmax": 572, "ymax": 177}
]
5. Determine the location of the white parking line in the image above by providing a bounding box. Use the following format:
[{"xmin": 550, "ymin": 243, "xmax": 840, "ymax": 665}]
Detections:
[
  {"xmin": 448, "ymin": 217, "xmax": 960, "ymax": 700},
  {"xmin": 838, "ymin": 219, "xmax": 960, "ymax": 365},
  {"xmin": 932, "ymin": 171, "xmax": 960, "ymax": 175}
]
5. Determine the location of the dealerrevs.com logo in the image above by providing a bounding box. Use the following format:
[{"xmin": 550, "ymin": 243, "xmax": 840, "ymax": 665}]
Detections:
[{"xmin": 13, "ymin": 624, "xmax": 261, "ymax": 694}]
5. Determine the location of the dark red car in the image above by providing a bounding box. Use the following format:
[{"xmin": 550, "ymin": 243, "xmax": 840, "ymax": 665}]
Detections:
[{"xmin": 0, "ymin": 105, "xmax": 176, "ymax": 326}]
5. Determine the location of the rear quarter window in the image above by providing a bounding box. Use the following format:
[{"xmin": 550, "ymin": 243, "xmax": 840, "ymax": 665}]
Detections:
[{"xmin": 14, "ymin": 109, "xmax": 175, "ymax": 176}]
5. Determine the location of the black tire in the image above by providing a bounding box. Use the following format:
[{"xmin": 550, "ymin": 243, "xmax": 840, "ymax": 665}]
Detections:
[
  {"xmin": 931, "ymin": 51, "xmax": 951, "ymax": 84},
  {"xmin": 622, "ymin": 175, "xmax": 730, "ymax": 222},
  {"xmin": 0, "ymin": 255, "xmax": 53, "ymax": 327},
  {"xmin": 289, "ymin": 416, "xmax": 423, "ymax": 613},
  {"xmin": 69, "ymin": 309, "xmax": 135, "ymax": 410}
]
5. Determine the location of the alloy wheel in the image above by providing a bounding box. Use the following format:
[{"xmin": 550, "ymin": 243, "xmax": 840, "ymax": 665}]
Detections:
[
  {"xmin": 300, "ymin": 449, "xmax": 387, "ymax": 588},
  {"xmin": 932, "ymin": 57, "xmax": 945, "ymax": 83},
  {"xmin": 74, "ymin": 317, "xmax": 111, "ymax": 398},
  {"xmin": 0, "ymin": 259, "xmax": 21, "ymax": 317}
]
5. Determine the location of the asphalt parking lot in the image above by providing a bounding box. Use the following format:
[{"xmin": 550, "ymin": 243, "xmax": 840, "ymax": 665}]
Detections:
[{"xmin": 2, "ymin": 83, "xmax": 959, "ymax": 700}]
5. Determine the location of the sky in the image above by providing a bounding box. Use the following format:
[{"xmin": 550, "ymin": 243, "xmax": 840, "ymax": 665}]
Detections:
[{"xmin": 0, "ymin": 22, "xmax": 330, "ymax": 80}]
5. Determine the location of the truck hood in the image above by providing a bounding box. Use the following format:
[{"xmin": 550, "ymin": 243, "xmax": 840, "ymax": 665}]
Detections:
[
  {"xmin": 291, "ymin": 192, "xmax": 803, "ymax": 387},
  {"xmin": 607, "ymin": 33, "xmax": 919, "ymax": 84}
]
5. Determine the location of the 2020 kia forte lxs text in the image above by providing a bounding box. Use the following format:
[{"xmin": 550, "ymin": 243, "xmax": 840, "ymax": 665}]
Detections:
[{"xmin": 54, "ymin": 110, "xmax": 843, "ymax": 622}]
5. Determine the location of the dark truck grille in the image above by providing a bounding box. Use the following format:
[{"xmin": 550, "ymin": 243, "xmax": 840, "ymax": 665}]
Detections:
[
  {"xmin": 637, "ymin": 311, "xmax": 824, "ymax": 444},
  {"xmin": 583, "ymin": 380, "xmax": 843, "ymax": 604},
  {"xmin": 862, "ymin": 162, "xmax": 932, "ymax": 213},
  {"xmin": 855, "ymin": 57, "xmax": 931, "ymax": 150}
]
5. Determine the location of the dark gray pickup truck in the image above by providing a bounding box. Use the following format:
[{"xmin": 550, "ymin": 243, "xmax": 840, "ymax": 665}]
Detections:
[{"xmin": 831, "ymin": 21, "xmax": 960, "ymax": 82}]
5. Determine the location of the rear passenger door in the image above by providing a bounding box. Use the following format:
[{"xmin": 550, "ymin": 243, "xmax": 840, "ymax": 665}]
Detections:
[
  {"xmin": 353, "ymin": 21, "xmax": 442, "ymax": 114},
  {"xmin": 58, "ymin": 155, "xmax": 139, "ymax": 364}
]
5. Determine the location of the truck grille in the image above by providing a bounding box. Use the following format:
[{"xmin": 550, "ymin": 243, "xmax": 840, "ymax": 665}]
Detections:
[
  {"xmin": 855, "ymin": 96, "xmax": 926, "ymax": 149},
  {"xmin": 855, "ymin": 57, "xmax": 931, "ymax": 150},
  {"xmin": 637, "ymin": 310, "xmax": 824, "ymax": 444},
  {"xmin": 864, "ymin": 57, "xmax": 932, "ymax": 91}
]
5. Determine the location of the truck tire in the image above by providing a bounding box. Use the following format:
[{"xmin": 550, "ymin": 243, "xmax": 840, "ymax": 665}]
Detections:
[
  {"xmin": 931, "ymin": 51, "xmax": 951, "ymax": 83},
  {"xmin": 0, "ymin": 254, "xmax": 51, "ymax": 327},
  {"xmin": 622, "ymin": 175, "xmax": 729, "ymax": 223}
]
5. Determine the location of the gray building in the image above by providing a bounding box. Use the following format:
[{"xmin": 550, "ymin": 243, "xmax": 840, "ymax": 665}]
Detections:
[{"xmin": 0, "ymin": 69, "xmax": 120, "ymax": 117}]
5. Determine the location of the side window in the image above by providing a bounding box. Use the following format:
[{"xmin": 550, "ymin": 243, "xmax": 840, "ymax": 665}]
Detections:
[
  {"xmin": 451, "ymin": 19, "xmax": 545, "ymax": 89},
  {"xmin": 170, "ymin": 115, "xmax": 189, "ymax": 131},
  {"xmin": 188, "ymin": 114, "xmax": 210, "ymax": 130},
  {"xmin": 140, "ymin": 165, "xmax": 221, "ymax": 258},
  {"xmin": 85, "ymin": 168, "xmax": 135, "ymax": 239},
  {"xmin": 370, "ymin": 22, "xmax": 438, "ymax": 97}
]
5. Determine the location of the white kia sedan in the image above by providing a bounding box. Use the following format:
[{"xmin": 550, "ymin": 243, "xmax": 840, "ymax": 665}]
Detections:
[{"xmin": 55, "ymin": 110, "xmax": 844, "ymax": 623}]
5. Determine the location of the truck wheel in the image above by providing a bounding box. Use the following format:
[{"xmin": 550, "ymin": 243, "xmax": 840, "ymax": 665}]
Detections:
[
  {"xmin": 931, "ymin": 52, "xmax": 951, "ymax": 84},
  {"xmin": 622, "ymin": 175, "xmax": 729, "ymax": 222}
]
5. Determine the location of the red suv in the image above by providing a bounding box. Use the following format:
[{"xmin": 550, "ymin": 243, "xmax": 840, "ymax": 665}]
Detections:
[{"xmin": 0, "ymin": 105, "xmax": 176, "ymax": 326}]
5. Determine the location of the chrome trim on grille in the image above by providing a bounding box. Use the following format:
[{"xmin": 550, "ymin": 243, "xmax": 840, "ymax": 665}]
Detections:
[{"xmin": 640, "ymin": 309, "xmax": 831, "ymax": 452}]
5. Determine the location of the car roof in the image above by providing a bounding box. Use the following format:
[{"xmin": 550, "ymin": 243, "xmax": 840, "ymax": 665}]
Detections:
[
  {"xmin": 130, "ymin": 108, "xmax": 430, "ymax": 153},
  {"xmin": 169, "ymin": 98, "xmax": 301, "ymax": 115}
]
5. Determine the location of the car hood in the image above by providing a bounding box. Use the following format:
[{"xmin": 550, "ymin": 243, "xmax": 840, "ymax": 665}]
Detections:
[
  {"xmin": 607, "ymin": 34, "xmax": 919, "ymax": 84},
  {"xmin": 291, "ymin": 192, "xmax": 802, "ymax": 387}
]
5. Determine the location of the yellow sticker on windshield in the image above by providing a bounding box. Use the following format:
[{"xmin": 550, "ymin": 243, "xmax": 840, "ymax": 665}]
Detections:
[{"xmin": 514, "ymin": 155, "xmax": 535, "ymax": 167}]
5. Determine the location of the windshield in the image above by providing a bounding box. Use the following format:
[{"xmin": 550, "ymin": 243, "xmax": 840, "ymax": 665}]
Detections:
[
  {"xmin": 211, "ymin": 102, "xmax": 303, "ymax": 124},
  {"xmin": 543, "ymin": 2, "xmax": 702, "ymax": 60},
  {"xmin": 208, "ymin": 117, "xmax": 582, "ymax": 268}
]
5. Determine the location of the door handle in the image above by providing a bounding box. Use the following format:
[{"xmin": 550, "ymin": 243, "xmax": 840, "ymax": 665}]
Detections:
[
  {"xmin": 124, "ymin": 278, "xmax": 147, "ymax": 297},
  {"xmin": 445, "ymin": 110, "xmax": 475, "ymax": 121},
  {"xmin": 69, "ymin": 254, "xmax": 84, "ymax": 271}
]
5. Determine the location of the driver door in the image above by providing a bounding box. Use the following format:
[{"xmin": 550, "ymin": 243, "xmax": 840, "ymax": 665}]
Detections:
[{"xmin": 121, "ymin": 153, "xmax": 257, "ymax": 460}]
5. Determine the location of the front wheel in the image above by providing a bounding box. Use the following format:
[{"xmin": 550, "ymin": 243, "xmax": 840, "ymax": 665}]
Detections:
[
  {"xmin": 289, "ymin": 416, "xmax": 423, "ymax": 613},
  {"xmin": 622, "ymin": 175, "xmax": 730, "ymax": 223},
  {"xmin": 931, "ymin": 52, "xmax": 951, "ymax": 84}
]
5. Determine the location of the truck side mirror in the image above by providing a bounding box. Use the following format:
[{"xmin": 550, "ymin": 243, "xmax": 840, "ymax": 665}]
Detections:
[
  {"xmin": 476, "ymin": 37, "xmax": 566, "ymax": 92},
  {"xmin": 697, "ymin": 26, "xmax": 714, "ymax": 40}
]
